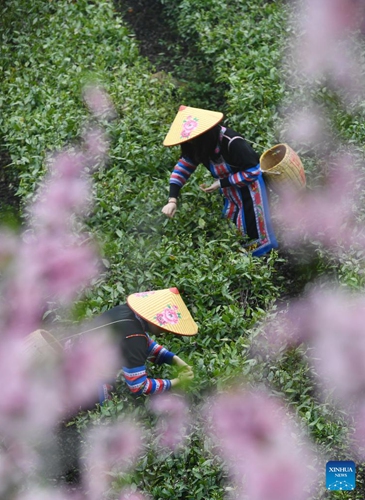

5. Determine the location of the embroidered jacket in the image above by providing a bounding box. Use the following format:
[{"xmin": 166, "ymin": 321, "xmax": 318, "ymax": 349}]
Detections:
[{"xmin": 168, "ymin": 126, "xmax": 277, "ymax": 257}]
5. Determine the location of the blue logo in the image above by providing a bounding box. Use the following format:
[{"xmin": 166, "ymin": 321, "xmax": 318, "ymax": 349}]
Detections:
[{"xmin": 326, "ymin": 461, "xmax": 356, "ymax": 491}]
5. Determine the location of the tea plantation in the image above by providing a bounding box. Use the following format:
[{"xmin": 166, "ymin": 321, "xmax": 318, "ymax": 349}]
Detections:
[{"xmin": 1, "ymin": 0, "xmax": 365, "ymax": 498}]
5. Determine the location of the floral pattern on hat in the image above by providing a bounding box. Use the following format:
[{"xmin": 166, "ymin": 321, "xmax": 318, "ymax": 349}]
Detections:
[
  {"xmin": 154, "ymin": 304, "xmax": 182, "ymax": 326},
  {"xmin": 134, "ymin": 291, "xmax": 156, "ymax": 298},
  {"xmin": 181, "ymin": 115, "xmax": 198, "ymax": 139}
]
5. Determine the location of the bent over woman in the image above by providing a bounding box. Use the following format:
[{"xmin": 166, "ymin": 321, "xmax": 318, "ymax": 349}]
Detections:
[
  {"xmin": 94, "ymin": 287, "xmax": 196, "ymax": 401},
  {"xmin": 162, "ymin": 105, "xmax": 278, "ymax": 257}
]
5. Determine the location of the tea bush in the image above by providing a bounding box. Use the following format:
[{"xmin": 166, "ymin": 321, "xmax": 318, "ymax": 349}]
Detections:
[{"xmin": 2, "ymin": 0, "xmax": 365, "ymax": 498}]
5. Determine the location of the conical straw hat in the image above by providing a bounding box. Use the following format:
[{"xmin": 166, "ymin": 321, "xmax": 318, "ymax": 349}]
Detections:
[
  {"xmin": 23, "ymin": 329, "xmax": 64, "ymax": 362},
  {"xmin": 127, "ymin": 288, "xmax": 198, "ymax": 336},
  {"xmin": 163, "ymin": 105, "xmax": 223, "ymax": 147}
]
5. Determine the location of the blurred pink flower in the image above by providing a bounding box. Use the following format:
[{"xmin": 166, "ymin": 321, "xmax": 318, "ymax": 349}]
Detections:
[
  {"xmin": 328, "ymin": 43, "xmax": 364, "ymax": 100},
  {"xmin": 0, "ymin": 85, "xmax": 114, "ymax": 493},
  {"xmin": 32, "ymin": 237, "xmax": 99, "ymax": 301},
  {"xmin": 60, "ymin": 331, "xmax": 119, "ymax": 411},
  {"xmin": 119, "ymin": 489, "xmax": 148, "ymax": 500},
  {"xmin": 0, "ymin": 230, "xmax": 18, "ymax": 269},
  {"xmin": 275, "ymin": 153, "xmax": 363, "ymax": 249},
  {"xmin": 2, "ymin": 121, "xmax": 107, "ymax": 338},
  {"xmin": 255, "ymin": 300, "xmax": 311, "ymax": 358},
  {"xmin": 83, "ymin": 127, "xmax": 110, "ymax": 165},
  {"xmin": 3, "ymin": 440, "xmax": 39, "ymax": 477},
  {"xmin": 149, "ymin": 393, "xmax": 190, "ymax": 451},
  {"xmin": 284, "ymin": 108, "xmax": 328, "ymax": 148},
  {"xmin": 307, "ymin": 288, "xmax": 365, "ymax": 404},
  {"xmin": 83, "ymin": 84, "xmax": 116, "ymax": 119},
  {"xmin": 352, "ymin": 402, "xmax": 365, "ymax": 459},
  {"xmin": 15, "ymin": 487, "xmax": 82, "ymax": 500},
  {"xmin": 0, "ymin": 337, "xmax": 61, "ymax": 438},
  {"xmin": 3, "ymin": 234, "xmax": 99, "ymax": 338},
  {"xmin": 208, "ymin": 389, "xmax": 317, "ymax": 500},
  {"xmin": 83, "ymin": 420, "xmax": 141, "ymax": 500},
  {"xmin": 263, "ymin": 285, "xmax": 365, "ymax": 406},
  {"xmin": 32, "ymin": 176, "xmax": 91, "ymax": 228},
  {"xmin": 50, "ymin": 150, "xmax": 86, "ymax": 178},
  {"xmin": 297, "ymin": 0, "xmax": 365, "ymax": 77},
  {"xmin": 0, "ymin": 442, "xmax": 40, "ymax": 498}
]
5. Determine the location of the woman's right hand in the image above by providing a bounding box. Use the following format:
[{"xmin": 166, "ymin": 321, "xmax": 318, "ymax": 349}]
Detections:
[
  {"xmin": 200, "ymin": 180, "xmax": 220, "ymax": 193},
  {"xmin": 171, "ymin": 366, "xmax": 194, "ymax": 388},
  {"xmin": 162, "ymin": 201, "xmax": 177, "ymax": 218}
]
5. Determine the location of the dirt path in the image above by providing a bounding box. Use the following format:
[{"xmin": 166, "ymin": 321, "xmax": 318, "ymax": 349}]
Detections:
[{"xmin": 114, "ymin": 0, "xmax": 180, "ymax": 72}]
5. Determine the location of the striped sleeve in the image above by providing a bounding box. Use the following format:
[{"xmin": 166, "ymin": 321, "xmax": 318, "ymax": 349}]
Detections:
[
  {"xmin": 146, "ymin": 335, "xmax": 175, "ymax": 365},
  {"xmin": 122, "ymin": 365, "xmax": 172, "ymax": 395},
  {"xmin": 220, "ymin": 164, "xmax": 262, "ymax": 188},
  {"xmin": 170, "ymin": 156, "xmax": 197, "ymax": 188}
]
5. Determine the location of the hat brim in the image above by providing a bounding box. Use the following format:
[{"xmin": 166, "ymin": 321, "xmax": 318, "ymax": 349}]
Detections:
[
  {"xmin": 127, "ymin": 288, "xmax": 198, "ymax": 336},
  {"xmin": 163, "ymin": 105, "xmax": 223, "ymax": 147}
]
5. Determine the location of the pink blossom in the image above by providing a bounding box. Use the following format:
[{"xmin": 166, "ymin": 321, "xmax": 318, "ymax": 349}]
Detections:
[
  {"xmin": 0, "ymin": 442, "xmax": 40, "ymax": 497},
  {"xmin": 149, "ymin": 393, "xmax": 190, "ymax": 451},
  {"xmin": 134, "ymin": 291, "xmax": 155, "ymax": 298},
  {"xmin": 208, "ymin": 389, "xmax": 317, "ymax": 500},
  {"xmin": 119, "ymin": 489, "xmax": 148, "ymax": 500},
  {"xmin": 3, "ymin": 234, "xmax": 99, "ymax": 338},
  {"xmin": 83, "ymin": 127, "xmax": 110, "ymax": 166},
  {"xmin": 49, "ymin": 150, "xmax": 86, "ymax": 178},
  {"xmin": 83, "ymin": 84, "xmax": 116, "ymax": 119},
  {"xmin": 352, "ymin": 402, "xmax": 365, "ymax": 459},
  {"xmin": 263, "ymin": 286, "xmax": 365, "ymax": 406},
  {"xmin": 30, "ymin": 237, "xmax": 99, "ymax": 301},
  {"xmin": 15, "ymin": 487, "xmax": 82, "ymax": 500},
  {"xmin": 296, "ymin": 0, "xmax": 365, "ymax": 77},
  {"xmin": 31, "ymin": 176, "xmax": 91, "ymax": 228},
  {"xmin": 0, "ymin": 85, "xmax": 114, "ymax": 493},
  {"xmin": 83, "ymin": 420, "xmax": 141, "ymax": 500},
  {"xmin": 0, "ymin": 337, "xmax": 61, "ymax": 438},
  {"xmin": 2, "ymin": 440, "xmax": 39, "ymax": 478},
  {"xmin": 275, "ymin": 153, "xmax": 362, "ymax": 249},
  {"xmin": 60, "ymin": 331, "xmax": 119, "ymax": 411},
  {"xmin": 307, "ymin": 288, "xmax": 365, "ymax": 404},
  {"xmin": 0, "ymin": 230, "xmax": 18, "ymax": 269},
  {"xmin": 255, "ymin": 299, "xmax": 311, "ymax": 358},
  {"xmin": 284, "ymin": 108, "xmax": 329, "ymax": 148},
  {"xmin": 327, "ymin": 43, "xmax": 364, "ymax": 100}
]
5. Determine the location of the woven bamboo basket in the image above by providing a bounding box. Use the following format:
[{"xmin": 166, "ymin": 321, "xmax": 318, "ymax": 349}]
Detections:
[
  {"xmin": 23, "ymin": 329, "xmax": 63, "ymax": 362},
  {"xmin": 260, "ymin": 143, "xmax": 306, "ymax": 193}
]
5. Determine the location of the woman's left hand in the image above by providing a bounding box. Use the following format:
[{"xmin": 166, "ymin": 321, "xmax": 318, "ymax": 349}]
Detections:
[{"xmin": 200, "ymin": 180, "xmax": 220, "ymax": 193}]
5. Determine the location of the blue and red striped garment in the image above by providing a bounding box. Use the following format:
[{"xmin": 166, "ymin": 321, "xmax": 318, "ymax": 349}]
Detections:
[
  {"xmin": 122, "ymin": 334, "xmax": 175, "ymax": 395},
  {"xmin": 94, "ymin": 304, "xmax": 177, "ymax": 403},
  {"xmin": 168, "ymin": 126, "xmax": 278, "ymax": 257},
  {"xmin": 170, "ymin": 157, "xmax": 197, "ymax": 189}
]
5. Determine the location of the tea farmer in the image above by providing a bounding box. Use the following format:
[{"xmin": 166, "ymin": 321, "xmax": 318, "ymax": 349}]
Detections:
[
  {"xmin": 92, "ymin": 287, "xmax": 197, "ymax": 403},
  {"xmin": 162, "ymin": 106, "xmax": 278, "ymax": 257}
]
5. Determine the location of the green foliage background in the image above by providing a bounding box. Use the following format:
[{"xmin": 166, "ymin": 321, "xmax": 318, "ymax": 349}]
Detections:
[{"xmin": 2, "ymin": 0, "xmax": 365, "ymax": 498}]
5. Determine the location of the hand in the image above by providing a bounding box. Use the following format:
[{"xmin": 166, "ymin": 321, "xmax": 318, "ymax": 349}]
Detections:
[
  {"xmin": 199, "ymin": 180, "xmax": 220, "ymax": 193},
  {"xmin": 178, "ymin": 367, "xmax": 194, "ymax": 383},
  {"xmin": 171, "ymin": 366, "xmax": 194, "ymax": 388},
  {"xmin": 162, "ymin": 201, "xmax": 177, "ymax": 218}
]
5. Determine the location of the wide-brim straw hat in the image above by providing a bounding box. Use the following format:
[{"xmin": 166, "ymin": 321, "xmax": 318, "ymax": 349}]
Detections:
[
  {"xmin": 127, "ymin": 287, "xmax": 198, "ymax": 336},
  {"xmin": 163, "ymin": 105, "xmax": 223, "ymax": 147}
]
